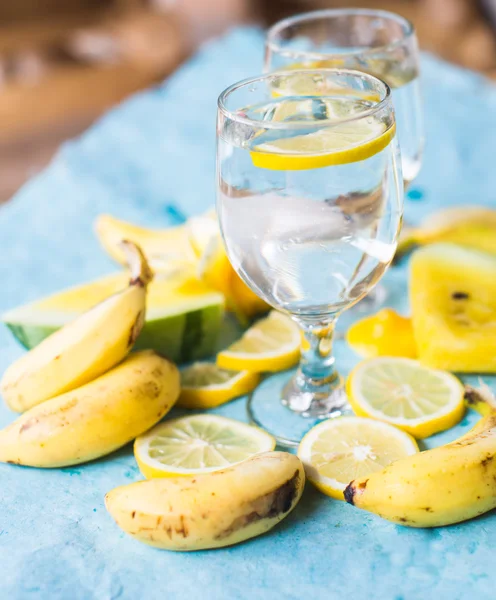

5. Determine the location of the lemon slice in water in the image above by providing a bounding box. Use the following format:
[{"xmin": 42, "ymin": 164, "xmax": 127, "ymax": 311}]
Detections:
[
  {"xmin": 251, "ymin": 121, "xmax": 395, "ymax": 171},
  {"xmin": 134, "ymin": 415, "xmax": 275, "ymax": 478}
]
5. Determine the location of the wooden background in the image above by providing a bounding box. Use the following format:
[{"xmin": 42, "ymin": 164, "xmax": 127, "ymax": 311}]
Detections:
[{"xmin": 1, "ymin": 0, "xmax": 494, "ymax": 204}]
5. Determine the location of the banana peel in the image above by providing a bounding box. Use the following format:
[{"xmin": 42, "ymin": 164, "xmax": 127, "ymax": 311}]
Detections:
[
  {"xmin": 396, "ymin": 206, "xmax": 496, "ymax": 260},
  {"xmin": 95, "ymin": 213, "xmax": 269, "ymax": 322}
]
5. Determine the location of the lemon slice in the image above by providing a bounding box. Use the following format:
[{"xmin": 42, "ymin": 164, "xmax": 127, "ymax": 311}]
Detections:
[
  {"xmin": 347, "ymin": 357, "xmax": 465, "ymax": 438},
  {"xmin": 134, "ymin": 414, "xmax": 275, "ymax": 478},
  {"xmin": 298, "ymin": 416, "xmax": 418, "ymax": 500},
  {"xmin": 187, "ymin": 211, "xmax": 219, "ymax": 258},
  {"xmin": 346, "ymin": 309, "xmax": 417, "ymax": 359},
  {"xmin": 188, "ymin": 214, "xmax": 269, "ymax": 320},
  {"xmin": 251, "ymin": 122, "xmax": 395, "ymax": 171},
  {"xmin": 177, "ymin": 362, "xmax": 260, "ymax": 409},
  {"xmin": 216, "ymin": 310, "xmax": 300, "ymax": 372}
]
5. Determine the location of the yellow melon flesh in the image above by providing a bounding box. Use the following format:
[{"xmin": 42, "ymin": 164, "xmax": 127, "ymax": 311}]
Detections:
[{"xmin": 410, "ymin": 243, "xmax": 496, "ymax": 373}]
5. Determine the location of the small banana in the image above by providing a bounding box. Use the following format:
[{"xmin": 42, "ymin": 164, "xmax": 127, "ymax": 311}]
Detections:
[
  {"xmin": 396, "ymin": 206, "xmax": 496, "ymax": 260},
  {"xmin": 0, "ymin": 351, "xmax": 179, "ymax": 468},
  {"xmin": 344, "ymin": 413, "xmax": 496, "ymax": 527},
  {"xmin": 95, "ymin": 214, "xmax": 197, "ymax": 272},
  {"xmin": 105, "ymin": 451, "xmax": 305, "ymax": 551},
  {"xmin": 1, "ymin": 241, "xmax": 153, "ymax": 412}
]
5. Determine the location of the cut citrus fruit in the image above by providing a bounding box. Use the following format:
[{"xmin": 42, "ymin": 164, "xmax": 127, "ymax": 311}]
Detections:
[
  {"xmin": 187, "ymin": 211, "xmax": 219, "ymax": 258},
  {"xmin": 191, "ymin": 217, "xmax": 269, "ymax": 320},
  {"xmin": 177, "ymin": 362, "xmax": 260, "ymax": 409},
  {"xmin": 134, "ymin": 414, "xmax": 275, "ymax": 478},
  {"xmin": 346, "ymin": 308, "xmax": 417, "ymax": 359},
  {"xmin": 2, "ymin": 273, "xmax": 224, "ymax": 362},
  {"xmin": 347, "ymin": 357, "xmax": 465, "ymax": 438},
  {"xmin": 216, "ymin": 310, "xmax": 301, "ymax": 372},
  {"xmin": 298, "ymin": 416, "xmax": 418, "ymax": 500},
  {"xmin": 250, "ymin": 122, "xmax": 395, "ymax": 171}
]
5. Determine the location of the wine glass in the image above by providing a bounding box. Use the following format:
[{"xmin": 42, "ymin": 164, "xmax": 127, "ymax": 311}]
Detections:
[
  {"xmin": 265, "ymin": 9, "xmax": 424, "ymax": 187},
  {"xmin": 265, "ymin": 10, "xmax": 422, "ymax": 312},
  {"xmin": 216, "ymin": 69, "xmax": 404, "ymax": 446}
]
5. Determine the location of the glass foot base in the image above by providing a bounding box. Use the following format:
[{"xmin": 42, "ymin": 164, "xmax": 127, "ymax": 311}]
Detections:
[{"xmin": 247, "ymin": 369, "xmax": 351, "ymax": 448}]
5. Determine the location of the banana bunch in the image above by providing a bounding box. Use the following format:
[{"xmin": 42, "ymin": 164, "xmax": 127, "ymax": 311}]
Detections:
[
  {"xmin": 0, "ymin": 351, "xmax": 179, "ymax": 467},
  {"xmin": 105, "ymin": 451, "xmax": 305, "ymax": 551},
  {"xmin": 344, "ymin": 413, "xmax": 496, "ymax": 527},
  {"xmin": 0, "ymin": 242, "xmax": 180, "ymax": 467}
]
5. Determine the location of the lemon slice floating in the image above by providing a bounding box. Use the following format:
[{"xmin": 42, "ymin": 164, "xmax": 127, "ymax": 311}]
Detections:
[
  {"xmin": 298, "ymin": 416, "xmax": 418, "ymax": 500},
  {"xmin": 134, "ymin": 415, "xmax": 275, "ymax": 478},
  {"xmin": 251, "ymin": 122, "xmax": 395, "ymax": 171},
  {"xmin": 347, "ymin": 357, "xmax": 465, "ymax": 438},
  {"xmin": 178, "ymin": 362, "xmax": 260, "ymax": 409},
  {"xmin": 216, "ymin": 310, "xmax": 300, "ymax": 372}
]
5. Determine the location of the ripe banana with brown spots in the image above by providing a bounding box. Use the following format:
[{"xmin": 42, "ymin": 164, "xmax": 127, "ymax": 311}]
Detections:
[
  {"xmin": 1, "ymin": 241, "xmax": 153, "ymax": 412},
  {"xmin": 344, "ymin": 413, "xmax": 496, "ymax": 527},
  {"xmin": 0, "ymin": 351, "xmax": 179, "ymax": 468},
  {"xmin": 105, "ymin": 451, "xmax": 305, "ymax": 550}
]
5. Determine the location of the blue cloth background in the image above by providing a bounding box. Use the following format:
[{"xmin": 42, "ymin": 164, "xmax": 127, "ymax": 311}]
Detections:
[{"xmin": 1, "ymin": 28, "xmax": 496, "ymax": 600}]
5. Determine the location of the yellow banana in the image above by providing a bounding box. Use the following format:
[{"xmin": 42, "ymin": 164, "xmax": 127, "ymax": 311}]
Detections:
[
  {"xmin": 95, "ymin": 214, "xmax": 197, "ymax": 272},
  {"xmin": 0, "ymin": 351, "xmax": 179, "ymax": 468},
  {"xmin": 344, "ymin": 413, "xmax": 496, "ymax": 527},
  {"xmin": 105, "ymin": 451, "xmax": 305, "ymax": 551},
  {"xmin": 1, "ymin": 241, "xmax": 152, "ymax": 412},
  {"xmin": 396, "ymin": 205, "xmax": 496, "ymax": 260}
]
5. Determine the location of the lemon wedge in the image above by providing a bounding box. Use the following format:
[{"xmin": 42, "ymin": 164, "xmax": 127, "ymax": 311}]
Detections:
[
  {"xmin": 251, "ymin": 122, "xmax": 395, "ymax": 171},
  {"xmin": 298, "ymin": 416, "xmax": 418, "ymax": 500},
  {"xmin": 177, "ymin": 362, "xmax": 260, "ymax": 409},
  {"xmin": 347, "ymin": 357, "xmax": 465, "ymax": 438},
  {"xmin": 346, "ymin": 309, "xmax": 417, "ymax": 359},
  {"xmin": 216, "ymin": 311, "xmax": 300, "ymax": 372},
  {"xmin": 188, "ymin": 214, "xmax": 269, "ymax": 320},
  {"xmin": 134, "ymin": 415, "xmax": 275, "ymax": 478}
]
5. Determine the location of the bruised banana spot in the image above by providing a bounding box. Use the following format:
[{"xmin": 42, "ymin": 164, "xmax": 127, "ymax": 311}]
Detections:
[
  {"xmin": 344, "ymin": 478, "xmax": 367, "ymax": 506},
  {"xmin": 151, "ymin": 367, "xmax": 166, "ymax": 379},
  {"xmin": 142, "ymin": 380, "xmax": 161, "ymax": 400},
  {"xmin": 216, "ymin": 470, "xmax": 300, "ymax": 540},
  {"xmin": 128, "ymin": 310, "xmax": 144, "ymax": 347},
  {"xmin": 175, "ymin": 515, "xmax": 189, "ymax": 538},
  {"xmin": 481, "ymin": 454, "xmax": 494, "ymax": 469},
  {"xmin": 20, "ymin": 419, "xmax": 39, "ymax": 434}
]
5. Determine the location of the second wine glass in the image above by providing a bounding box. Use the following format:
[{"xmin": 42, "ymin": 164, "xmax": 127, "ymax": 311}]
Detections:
[{"xmin": 265, "ymin": 8, "xmax": 424, "ymax": 187}]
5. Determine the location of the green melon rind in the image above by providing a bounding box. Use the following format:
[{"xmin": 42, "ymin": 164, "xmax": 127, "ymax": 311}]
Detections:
[{"xmin": 3, "ymin": 302, "xmax": 225, "ymax": 363}]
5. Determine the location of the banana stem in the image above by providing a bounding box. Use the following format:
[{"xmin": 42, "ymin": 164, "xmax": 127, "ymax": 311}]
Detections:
[{"xmin": 120, "ymin": 240, "xmax": 154, "ymax": 288}]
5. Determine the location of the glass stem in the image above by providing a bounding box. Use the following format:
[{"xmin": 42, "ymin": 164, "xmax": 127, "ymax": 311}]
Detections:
[
  {"xmin": 281, "ymin": 317, "xmax": 347, "ymax": 416},
  {"xmin": 298, "ymin": 318, "xmax": 339, "ymax": 386}
]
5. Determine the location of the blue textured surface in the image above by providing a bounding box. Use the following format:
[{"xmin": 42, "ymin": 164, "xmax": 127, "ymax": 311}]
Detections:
[{"xmin": 1, "ymin": 28, "xmax": 496, "ymax": 600}]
